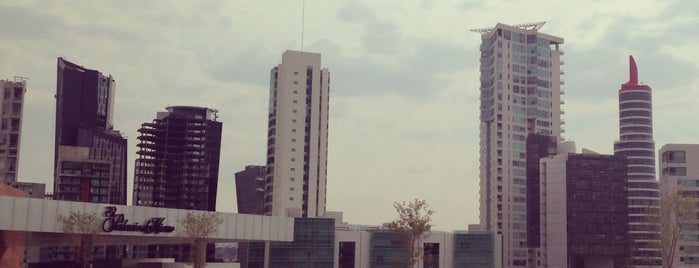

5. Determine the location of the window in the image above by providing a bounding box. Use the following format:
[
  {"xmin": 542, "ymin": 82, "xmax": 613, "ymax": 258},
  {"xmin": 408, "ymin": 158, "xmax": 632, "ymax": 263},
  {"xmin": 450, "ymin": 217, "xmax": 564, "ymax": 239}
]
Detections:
[
  {"xmin": 292, "ymin": 109, "xmax": 297, "ymax": 113},
  {"xmin": 292, "ymin": 129, "xmax": 296, "ymax": 132},
  {"xmin": 290, "ymin": 187, "xmax": 294, "ymax": 191},
  {"xmin": 293, "ymin": 81, "xmax": 298, "ymax": 84},
  {"xmin": 290, "ymin": 168, "xmax": 295, "ymax": 171},
  {"xmin": 293, "ymin": 100, "xmax": 298, "ymax": 103},
  {"xmin": 291, "ymin": 158, "xmax": 296, "ymax": 161},
  {"xmin": 663, "ymin": 167, "xmax": 687, "ymax": 176},
  {"xmin": 293, "ymin": 90, "xmax": 298, "ymax": 94},
  {"xmin": 664, "ymin": 151, "xmax": 686, "ymax": 163}
]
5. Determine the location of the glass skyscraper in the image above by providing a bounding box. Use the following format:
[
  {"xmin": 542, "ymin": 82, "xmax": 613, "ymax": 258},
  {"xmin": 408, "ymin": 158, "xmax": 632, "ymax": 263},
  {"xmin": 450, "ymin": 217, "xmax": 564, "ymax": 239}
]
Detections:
[
  {"xmin": 474, "ymin": 22, "xmax": 564, "ymax": 267},
  {"xmin": 54, "ymin": 58, "xmax": 127, "ymax": 205}
]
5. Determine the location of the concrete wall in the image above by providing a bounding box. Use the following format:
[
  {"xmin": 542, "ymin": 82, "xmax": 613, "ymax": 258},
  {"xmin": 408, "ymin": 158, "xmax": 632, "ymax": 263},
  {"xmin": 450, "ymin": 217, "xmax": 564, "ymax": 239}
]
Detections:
[
  {"xmin": 0, "ymin": 196, "xmax": 295, "ymax": 244},
  {"xmin": 0, "ymin": 184, "xmax": 29, "ymax": 268}
]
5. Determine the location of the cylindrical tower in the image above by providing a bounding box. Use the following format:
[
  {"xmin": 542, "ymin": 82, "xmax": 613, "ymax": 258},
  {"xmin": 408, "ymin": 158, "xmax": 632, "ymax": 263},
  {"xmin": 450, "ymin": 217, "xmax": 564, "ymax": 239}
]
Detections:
[{"xmin": 613, "ymin": 55, "xmax": 662, "ymax": 268}]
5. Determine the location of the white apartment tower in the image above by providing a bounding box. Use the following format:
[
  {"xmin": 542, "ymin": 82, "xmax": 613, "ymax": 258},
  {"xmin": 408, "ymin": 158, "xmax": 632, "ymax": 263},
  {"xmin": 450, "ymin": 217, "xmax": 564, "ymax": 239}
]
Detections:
[
  {"xmin": 0, "ymin": 77, "xmax": 27, "ymax": 184},
  {"xmin": 265, "ymin": 50, "xmax": 329, "ymax": 218},
  {"xmin": 659, "ymin": 144, "xmax": 699, "ymax": 267},
  {"xmin": 613, "ymin": 56, "xmax": 662, "ymax": 268},
  {"xmin": 474, "ymin": 22, "xmax": 564, "ymax": 267}
]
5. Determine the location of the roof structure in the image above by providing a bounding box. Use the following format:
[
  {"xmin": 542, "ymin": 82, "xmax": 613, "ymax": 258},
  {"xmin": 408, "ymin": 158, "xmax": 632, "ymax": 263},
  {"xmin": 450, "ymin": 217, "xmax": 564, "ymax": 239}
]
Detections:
[
  {"xmin": 470, "ymin": 21, "xmax": 546, "ymax": 34},
  {"xmin": 621, "ymin": 55, "xmax": 651, "ymax": 91}
]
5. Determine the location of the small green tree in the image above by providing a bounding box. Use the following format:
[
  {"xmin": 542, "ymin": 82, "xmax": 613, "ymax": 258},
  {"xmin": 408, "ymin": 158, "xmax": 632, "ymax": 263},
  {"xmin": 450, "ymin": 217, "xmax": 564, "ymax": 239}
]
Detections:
[
  {"xmin": 178, "ymin": 212, "xmax": 224, "ymax": 268},
  {"xmin": 57, "ymin": 211, "xmax": 100, "ymax": 268},
  {"xmin": 383, "ymin": 199, "xmax": 434, "ymax": 267}
]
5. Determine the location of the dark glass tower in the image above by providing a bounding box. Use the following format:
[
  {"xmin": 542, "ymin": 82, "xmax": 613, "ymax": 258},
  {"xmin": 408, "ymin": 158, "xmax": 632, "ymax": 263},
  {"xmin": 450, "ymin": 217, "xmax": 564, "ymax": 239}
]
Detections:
[
  {"xmin": 54, "ymin": 58, "xmax": 127, "ymax": 205},
  {"xmin": 613, "ymin": 55, "xmax": 661, "ymax": 267},
  {"xmin": 235, "ymin": 165, "xmax": 266, "ymax": 215},
  {"xmin": 133, "ymin": 106, "xmax": 222, "ymax": 211}
]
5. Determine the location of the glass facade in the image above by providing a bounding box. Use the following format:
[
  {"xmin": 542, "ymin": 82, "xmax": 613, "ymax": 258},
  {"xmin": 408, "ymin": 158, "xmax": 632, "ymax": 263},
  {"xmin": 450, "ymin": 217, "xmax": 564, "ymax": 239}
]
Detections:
[
  {"xmin": 565, "ymin": 154, "xmax": 629, "ymax": 267},
  {"xmin": 369, "ymin": 231, "xmax": 409, "ymax": 268},
  {"xmin": 453, "ymin": 232, "xmax": 495, "ymax": 268},
  {"xmin": 249, "ymin": 218, "xmax": 335, "ymax": 268},
  {"xmin": 525, "ymin": 134, "xmax": 557, "ymax": 248},
  {"xmin": 54, "ymin": 57, "xmax": 127, "ymax": 205}
]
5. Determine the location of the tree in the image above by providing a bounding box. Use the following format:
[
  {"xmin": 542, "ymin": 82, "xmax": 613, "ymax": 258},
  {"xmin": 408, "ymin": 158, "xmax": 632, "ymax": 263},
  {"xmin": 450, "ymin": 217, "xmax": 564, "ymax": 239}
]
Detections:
[
  {"xmin": 178, "ymin": 211, "xmax": 224, "ymax": 268},
  {"xmin": 57, "ymin": 211, "xmax": 100, "ymax": 268},
  {"xmin": 383, "ymin": 199, "xmax": 434, "ymax": 267},
  {"xmin": 648, "ymin": 191, "xmax": 697, "ymax": 268}
]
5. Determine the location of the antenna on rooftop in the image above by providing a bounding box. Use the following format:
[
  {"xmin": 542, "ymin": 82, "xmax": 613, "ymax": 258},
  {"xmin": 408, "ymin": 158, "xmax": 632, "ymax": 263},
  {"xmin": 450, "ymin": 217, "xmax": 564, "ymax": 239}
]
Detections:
[{"xmin": 301, "ymin": 0, "xmax": 306, "ymax": 51}]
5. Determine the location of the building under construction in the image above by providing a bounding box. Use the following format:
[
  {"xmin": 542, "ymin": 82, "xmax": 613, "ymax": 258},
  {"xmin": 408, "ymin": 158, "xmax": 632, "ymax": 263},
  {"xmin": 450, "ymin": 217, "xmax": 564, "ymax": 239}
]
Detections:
[{"xmin": 133, "ymin": 106, "xmax": 222, "ymax": 211}]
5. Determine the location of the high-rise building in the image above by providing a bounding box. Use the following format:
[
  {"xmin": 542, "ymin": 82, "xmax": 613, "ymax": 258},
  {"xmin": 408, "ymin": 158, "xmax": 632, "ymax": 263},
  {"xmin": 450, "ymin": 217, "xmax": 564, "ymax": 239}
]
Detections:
[
  {"xmin": 133, "ymin": 106, "xmax": 222, "ymax": 211},
  {"xmin": 131, "ymin": 106, "xmax": 222, "ymax": 263},
  {"xmin": 473, "ymin": 22, "xmax": 564, "ymax": 267},
  {"xmin": 235, "ymin": 165, "xmax": 267, "ymax": 268},
  {"xmin": 54, "ymin": 58, "xmax": 127, "ymax": 205},
  {"xmin": 613, "ymin": 56, "xmax": 662, "ymax": 267},
  {"xmin": 265, "ymin": 50, "xmax": 329, "ymax": 218},
  {"xmin": 659, "ymin": 144, "xmax": 699, "ymax": 267},
  {"xmin": 0, "ymin": 77, "xmax": 26, "ymax": 184},
  {"xmin": 539, "ymin": 152, "xmax": 629, "ymax": 268},
  {"xmin": 235, "ymin": 165, "xmax": 266, "ymax": 214},
  {"xmin": 525, "ymin": 134, "xmax": 558, "ymax": 249}
]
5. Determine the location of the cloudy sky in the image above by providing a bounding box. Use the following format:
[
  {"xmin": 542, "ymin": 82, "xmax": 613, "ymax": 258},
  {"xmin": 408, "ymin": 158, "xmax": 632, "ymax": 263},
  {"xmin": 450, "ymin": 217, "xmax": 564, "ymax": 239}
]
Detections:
[{"xmin": 1, "ymin": 0, "xmax": 699, "ymax": 231}]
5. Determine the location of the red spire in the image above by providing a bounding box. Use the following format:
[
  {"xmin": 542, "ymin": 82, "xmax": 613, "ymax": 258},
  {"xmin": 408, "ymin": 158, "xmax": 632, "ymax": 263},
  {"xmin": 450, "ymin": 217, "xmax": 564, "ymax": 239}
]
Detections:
[
  {"xmin": 629, "ymin": 55, "xmax": 638, "ymax": 84},
  {"xmin": 621, "ymin": 55, "xmax": 651, "ymax": 91}
]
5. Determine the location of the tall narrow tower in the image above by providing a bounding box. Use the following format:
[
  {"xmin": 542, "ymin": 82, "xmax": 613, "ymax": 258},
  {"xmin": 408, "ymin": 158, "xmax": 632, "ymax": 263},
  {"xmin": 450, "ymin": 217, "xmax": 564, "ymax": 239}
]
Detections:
[
  {"xmin": 0, "ymin": 77, "xmax": 27, "ymax": 184},
  {"xmin": 54, "ymin": 58, "xmax": 128, "ymax": 205},
  {"xmin": 613, "ymin": 56, "xmax": 662, "ymax": 267},
  {"xmin": 265, "ymin": 50, "xmax": 329, "ymax": 218},
  {"xmin": 473, "ymin": 22, "xmax": 564, "ymax": 267}
]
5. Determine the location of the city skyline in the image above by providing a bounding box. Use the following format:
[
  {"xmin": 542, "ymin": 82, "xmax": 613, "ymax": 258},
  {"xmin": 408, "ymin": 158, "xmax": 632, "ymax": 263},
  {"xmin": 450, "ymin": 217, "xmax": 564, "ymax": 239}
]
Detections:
[{"xmin": 1, "ymin": 1, "xmax": 699, "ymax": 231}]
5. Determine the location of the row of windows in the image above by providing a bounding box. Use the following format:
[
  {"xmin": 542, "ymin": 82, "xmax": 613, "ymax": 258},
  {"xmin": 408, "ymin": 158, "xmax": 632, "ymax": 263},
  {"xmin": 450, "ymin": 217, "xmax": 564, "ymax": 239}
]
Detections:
[
  {"xmin": 664, "ymin": 167, "xmax": 687, "ymax": 176},
  {"xmin": 620, "ymin": 102, "xmax": 652, "ymax": 109},
  {"xmin": 663, "ymin": 150, "xmax": 686, "ymax": 163},
  {"xmin": 619, "ymin": 91, "xmax": 652, "ymax": 101},
  {"xmin": 620, "ymin": 118, "xmax": 652, "ymax": 126}
]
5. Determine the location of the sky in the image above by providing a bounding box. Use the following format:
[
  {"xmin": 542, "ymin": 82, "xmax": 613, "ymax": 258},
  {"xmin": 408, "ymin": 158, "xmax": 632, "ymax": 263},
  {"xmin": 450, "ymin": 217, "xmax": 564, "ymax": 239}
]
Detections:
[{"xmin": 1, "ymin": 0, "xmax": 699, "ymax": 231}]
